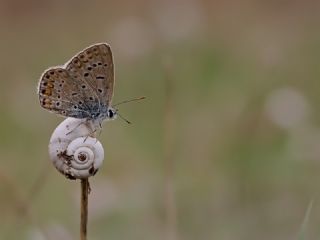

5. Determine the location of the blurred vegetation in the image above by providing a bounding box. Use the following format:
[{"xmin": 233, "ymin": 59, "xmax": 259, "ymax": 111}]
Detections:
[{"xmin": 1, "ymin": 0, "xmax": 320, "ymax": 239}]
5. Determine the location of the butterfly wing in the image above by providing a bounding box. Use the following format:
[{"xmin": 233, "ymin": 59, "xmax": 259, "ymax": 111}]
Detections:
[
  {"xmin": 38, "ymin": 68, "xmax": 98, "ymax": 119},
  {"xmin": 66, "ymin": 43, "xmax": 115, "ymax": 108}
]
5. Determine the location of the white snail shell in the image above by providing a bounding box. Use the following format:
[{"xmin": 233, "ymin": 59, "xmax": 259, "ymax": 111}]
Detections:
[{"xmin": 48, "ymin": 117, "xmax": 104, "ymax": 179}]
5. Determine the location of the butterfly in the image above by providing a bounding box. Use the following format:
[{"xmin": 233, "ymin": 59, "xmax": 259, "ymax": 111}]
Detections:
[{"xmin": 38, "ymin": 43, "xmax": 117, "ymax": 128}]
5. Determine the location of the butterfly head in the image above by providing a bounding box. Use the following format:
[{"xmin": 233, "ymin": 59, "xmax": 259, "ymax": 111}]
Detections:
[
  {"xmin": 91, "ymin": 106, "xmax": 117, "ymax": 122},
  {"xmin": 91, "ymin": 106, "xmax": 117, "ymax": 129},
  {"xmin": 106, "ymin": 107, "xmax": 117, "ymax": 120}
]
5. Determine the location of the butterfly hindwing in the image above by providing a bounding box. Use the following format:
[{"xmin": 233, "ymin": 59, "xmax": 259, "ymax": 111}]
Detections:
[{"xmin": 38, "ymin": 68, "xmax": 95, "ymax": 119}]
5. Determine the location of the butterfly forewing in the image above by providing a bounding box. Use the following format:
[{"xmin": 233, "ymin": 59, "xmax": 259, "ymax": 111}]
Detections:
[{"xmin": 66, "ymin": 43, "xmax": 114, "ymax": 107}]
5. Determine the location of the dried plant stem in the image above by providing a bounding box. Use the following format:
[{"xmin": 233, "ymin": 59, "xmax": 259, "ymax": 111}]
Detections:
[{"xmin": 80, "ymin": 178, "xmax": 89, "ymax": 240}]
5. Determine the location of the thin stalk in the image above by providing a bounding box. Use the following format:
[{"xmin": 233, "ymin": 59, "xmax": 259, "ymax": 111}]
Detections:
[{"xmin": 80, "ymin": 178, "xmax": 89, "ymax": 240}]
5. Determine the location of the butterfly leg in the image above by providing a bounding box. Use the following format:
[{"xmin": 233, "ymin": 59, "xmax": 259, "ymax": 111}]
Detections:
[
  {"xmin": 83, "ymin": 128, "xmax": 97, "ymax": 143},
  {"xmin": 66, "ymin": 119, "xmax": 87, "ymax": 136}
]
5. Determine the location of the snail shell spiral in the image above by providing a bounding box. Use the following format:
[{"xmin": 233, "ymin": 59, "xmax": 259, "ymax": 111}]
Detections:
[{"xmin": 48, "ymin": 118, "xmax": 104, "ymax": 179}]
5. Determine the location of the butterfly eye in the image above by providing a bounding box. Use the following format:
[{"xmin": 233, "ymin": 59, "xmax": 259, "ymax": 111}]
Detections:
[{"xmin": 108, "ymin": 109, "xmax": 114, "ymax": 118}]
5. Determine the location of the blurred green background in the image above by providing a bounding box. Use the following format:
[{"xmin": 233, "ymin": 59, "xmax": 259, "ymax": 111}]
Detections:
[{"xmin": 1, "ymin": 0, "xmax": 320, "ymax": 239}]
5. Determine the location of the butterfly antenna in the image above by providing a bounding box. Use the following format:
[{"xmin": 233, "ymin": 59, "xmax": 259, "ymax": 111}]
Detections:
[
  {"xmin": 112, "ymin": 96, "xmax": 146, "ymax": 107},
  {"xmin": 117, "ymin": 111, "xmax": 132, "ymax": 124}
]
